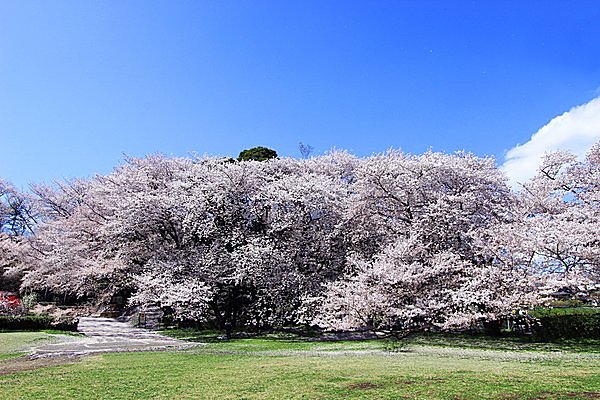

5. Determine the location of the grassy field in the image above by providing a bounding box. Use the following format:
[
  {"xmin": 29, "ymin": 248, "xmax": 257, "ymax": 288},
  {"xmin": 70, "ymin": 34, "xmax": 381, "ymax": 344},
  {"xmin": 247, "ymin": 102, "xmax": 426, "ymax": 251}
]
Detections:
[
  {"xmin": 162, "ymin": 328, "xmax": 600, "ymax": 353},
  {"xmin": 0, "ymin": 331, "xmax": 69, "ymax": 360},
  {"xmin": 1, "ymin": 331, "xmax": 600, "ymax": 399}
]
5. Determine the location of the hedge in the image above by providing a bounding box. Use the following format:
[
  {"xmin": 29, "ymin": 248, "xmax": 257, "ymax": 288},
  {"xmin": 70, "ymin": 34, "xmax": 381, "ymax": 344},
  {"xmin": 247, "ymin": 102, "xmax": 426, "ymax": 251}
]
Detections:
[
  {"xmin": 531, "ymin": 308, "xmax": 600, "ymax": 340},
  {"xmin": 0, "ymin": 314, "xmax": 78, "ymax": 332}
]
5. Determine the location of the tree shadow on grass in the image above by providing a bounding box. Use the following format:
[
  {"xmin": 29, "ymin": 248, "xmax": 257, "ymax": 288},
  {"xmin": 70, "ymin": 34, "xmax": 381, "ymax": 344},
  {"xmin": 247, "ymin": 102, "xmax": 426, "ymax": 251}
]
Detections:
[{"xmin": 162, "ymin": 327, "xmax": 600, "ymax": 354}]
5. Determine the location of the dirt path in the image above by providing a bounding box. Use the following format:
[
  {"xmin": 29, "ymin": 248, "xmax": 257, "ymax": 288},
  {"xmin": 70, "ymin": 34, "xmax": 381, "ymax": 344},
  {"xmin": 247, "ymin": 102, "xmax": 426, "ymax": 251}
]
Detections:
[
  {"xmin": 31, "ymin": 317, "xmax": 196, "ymax": 358},
  {"xmin": 0, "ymin": 317, "xmax": 197, "ymax": 375},
  {"xmin": 0, "ymin": 355, "xmax": 83, "ymax": 376}
]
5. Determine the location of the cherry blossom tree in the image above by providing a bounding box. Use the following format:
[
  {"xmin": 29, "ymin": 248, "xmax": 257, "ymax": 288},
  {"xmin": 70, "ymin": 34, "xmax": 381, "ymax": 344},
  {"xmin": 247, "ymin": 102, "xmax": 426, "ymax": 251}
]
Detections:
[
  {"xmin": 19, "ymin": 154, "xmax": 353, "ymax": 327},
  {"xmin": 341, "ymin": 150, "xmax": 512, "ymax": 259},
  {"xmin": 1, "ymin": 179, "xmax": 36, "ymax": 292},
  {"xmin": 313, "ymin": 238, "xmax": 536, "ymax": 333},
  {"xmin": 129, "ymin": 154, "xmax": 353, "ymax": 327},
  {"xmin": 312, "ymin": 150, "xmax": 532, "ymax": 333},
  {"xmin": 20, "ymin": 178, "xmax": 125, "ymax": 303},
  {"xmin": 8, "ymin": 144, "xmax": 597, "ymax": 332},
  {"xmin": 483, "ymin": 142, "xmax": 600, "ymax": 300}
]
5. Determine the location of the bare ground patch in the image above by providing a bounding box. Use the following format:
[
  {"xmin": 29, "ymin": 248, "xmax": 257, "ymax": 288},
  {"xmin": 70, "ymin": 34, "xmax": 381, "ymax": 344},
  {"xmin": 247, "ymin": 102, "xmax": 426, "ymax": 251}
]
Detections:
[
  {"xmin": 347, "ymin": 381, "xmax": 383, "ymax": 390},
  {"xmin": 0, "ymin": 355, "xmax": 83, "ymax": 376},
  {"xmin": 498, "ymin": 392, "xmax": 600, "ymax": 399}
]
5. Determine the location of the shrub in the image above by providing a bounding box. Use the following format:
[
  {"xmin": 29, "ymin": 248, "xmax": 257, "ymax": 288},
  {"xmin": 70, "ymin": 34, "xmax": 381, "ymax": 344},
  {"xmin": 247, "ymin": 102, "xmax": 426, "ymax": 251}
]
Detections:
[
  {"xmin": 0, "ymin": 314, "xmax": 78, "ymax": 332},
  {"xmin": 531, "ymin": 308, "xmax": 600, "ymax": 340},
  {"xmin": 20, "ymin": 293, "xmax": 38, "ymax": 312}
]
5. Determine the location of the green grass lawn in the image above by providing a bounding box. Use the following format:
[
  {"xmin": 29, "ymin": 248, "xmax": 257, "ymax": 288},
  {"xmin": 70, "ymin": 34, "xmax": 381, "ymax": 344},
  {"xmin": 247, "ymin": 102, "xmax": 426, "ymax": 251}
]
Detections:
[
  {"xmin": 0, "ymin": 331, "xmax": 70, "ymax": 360},
  {"xmin": 163, "ymin": 328, "xmax": 600, "ymax": 353},
  {"xmin": 1, "ymin": 332, "xmax": 600, "ymax": 399}
]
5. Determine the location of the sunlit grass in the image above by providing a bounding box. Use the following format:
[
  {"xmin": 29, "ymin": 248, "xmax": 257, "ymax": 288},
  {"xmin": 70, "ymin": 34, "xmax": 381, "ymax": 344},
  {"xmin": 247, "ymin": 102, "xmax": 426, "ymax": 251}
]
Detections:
[
  {"xmin": 0, "ymin": 332, "xmax": 68, "ymax": 359},
  {"xmin": 1, "ymin": 333, "xmax": 600, "ymax": 399}
]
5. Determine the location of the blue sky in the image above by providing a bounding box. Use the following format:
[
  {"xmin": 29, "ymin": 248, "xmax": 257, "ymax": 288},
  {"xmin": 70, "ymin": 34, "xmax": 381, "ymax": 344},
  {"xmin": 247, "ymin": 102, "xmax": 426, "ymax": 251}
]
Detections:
[{"xmin": 1, "ymin": 1, "xmax": 600, "ymax": 188}]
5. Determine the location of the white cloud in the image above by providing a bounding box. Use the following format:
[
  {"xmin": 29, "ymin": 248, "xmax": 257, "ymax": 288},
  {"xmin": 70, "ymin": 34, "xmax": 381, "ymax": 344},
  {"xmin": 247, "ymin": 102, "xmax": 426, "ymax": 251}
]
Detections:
[{"xmin": 502, "ymin": 97, "xmax": 600, "ymax": 187}]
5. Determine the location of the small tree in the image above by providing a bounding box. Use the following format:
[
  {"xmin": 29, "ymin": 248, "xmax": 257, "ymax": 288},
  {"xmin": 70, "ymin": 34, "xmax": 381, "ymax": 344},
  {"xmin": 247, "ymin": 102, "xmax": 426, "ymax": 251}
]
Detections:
[
  {"xmin": 237, "ymin": 147, "xmax": 278, "ymax": 162},
  {"xmin": 298, "ymin": 142, "xmax": 314, "ymax": 159}
]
